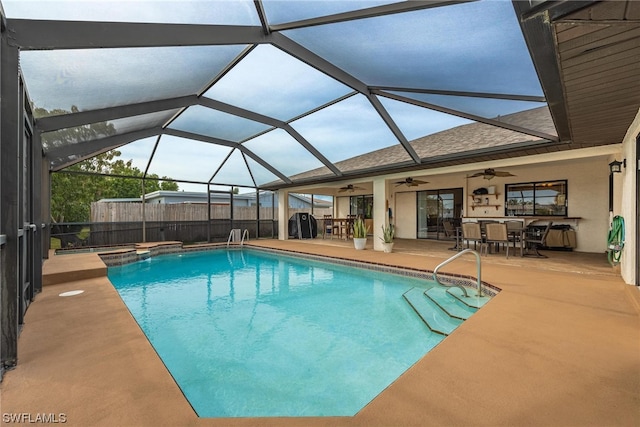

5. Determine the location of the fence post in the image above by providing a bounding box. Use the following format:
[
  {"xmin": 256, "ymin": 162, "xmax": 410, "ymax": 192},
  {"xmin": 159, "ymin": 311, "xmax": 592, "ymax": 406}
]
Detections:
[
  {"xmin": 230, "ymin": 189, "xmax": 234, "ymax": 231},
  {"xmin": 141, "ymin": 179, "xmax": 146, "ymax": 242},
  {"xmin": 207, "ymin": 184, "xmax": 211, "ymax": 243},
  {"xmin": 256, "ymin": 188, "xmax": 260, "ymax": 239}
]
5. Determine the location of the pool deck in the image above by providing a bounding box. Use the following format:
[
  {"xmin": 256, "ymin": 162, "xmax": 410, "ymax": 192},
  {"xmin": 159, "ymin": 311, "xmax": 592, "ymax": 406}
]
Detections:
[{"xmin": 2, "ymin": 239, "xmax": 639, "ymax": 426}]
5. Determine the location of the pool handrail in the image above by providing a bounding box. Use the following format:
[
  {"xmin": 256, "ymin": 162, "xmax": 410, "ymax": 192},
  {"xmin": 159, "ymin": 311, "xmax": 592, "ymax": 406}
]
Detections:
[
  {"xmin": 227, "ymin": 229, "xmax": 249, "ymax": 248},
  {"xmin": 432, "ymin": 249, "xmax": 483, "ymax": 298}
]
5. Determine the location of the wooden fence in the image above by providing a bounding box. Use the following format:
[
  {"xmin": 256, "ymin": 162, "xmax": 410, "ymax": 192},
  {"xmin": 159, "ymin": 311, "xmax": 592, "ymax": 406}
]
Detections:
[
  {"xmin": 57, "ymin": 203, "xmax": 334, "ymax": 246},
  {"xmin": 91, "ymin": 202, "xmax": 332, "ymax": 222}
]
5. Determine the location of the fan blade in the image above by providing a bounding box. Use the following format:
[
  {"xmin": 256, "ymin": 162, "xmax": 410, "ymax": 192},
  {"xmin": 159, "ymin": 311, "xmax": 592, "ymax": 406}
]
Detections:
[
  {"xmin": 494, "ymin": 171, "xmax": 515, "ymax": 177},
  {"xmin": 338, "ymin": 184, "xmax": 363, "ymax": 192},
  {"xmin": 469, "ymin": 172, "xmax": 485, "ymax": 178}
]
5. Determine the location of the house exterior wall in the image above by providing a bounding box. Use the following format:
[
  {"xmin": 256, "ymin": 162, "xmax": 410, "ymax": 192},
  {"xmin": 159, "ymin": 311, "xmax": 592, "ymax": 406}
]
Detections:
[
  {"xmin": 139, "ymin": 192, "xmax": 328, "ymax": 210},
  {"xmin": 620, "ymin": 109, "xmax": 639, "ymax": 285},
  {"xmin": 289, "ymin": 197, "xmax": 312, "ymax": 209},
  {"xmin": 150, "ymin": 194, "xmax": 252, "ymax": 206},
  {"xmin": 394, "ymin": 192, "xmax": 416, "ymax": 239},
  {"xmin": 390, "ymin": 155, "xmax": 612, "ymax": 253},
  {"xmin": 336, "ymin": 196, "xmax": 351, "ymax": 218}
]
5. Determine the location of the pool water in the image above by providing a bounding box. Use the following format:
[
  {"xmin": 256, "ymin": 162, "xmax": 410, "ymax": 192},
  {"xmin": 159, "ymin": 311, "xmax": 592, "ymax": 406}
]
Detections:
[{"xmin": 108, "ymin": 249, "xmax": 445, "ymax": 417}]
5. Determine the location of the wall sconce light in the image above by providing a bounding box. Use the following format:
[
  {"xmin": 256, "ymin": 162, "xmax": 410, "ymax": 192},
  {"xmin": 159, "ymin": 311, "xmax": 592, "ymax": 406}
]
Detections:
[{"xmin": 609, "ymin": 159, "xmax": 626, "ymax": 174}]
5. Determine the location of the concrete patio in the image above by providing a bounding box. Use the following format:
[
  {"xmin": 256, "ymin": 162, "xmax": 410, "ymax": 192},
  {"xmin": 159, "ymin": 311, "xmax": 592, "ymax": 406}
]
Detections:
[{"xmin": 1, "ymin": 238, "xmax": 638, "ymax": 426}]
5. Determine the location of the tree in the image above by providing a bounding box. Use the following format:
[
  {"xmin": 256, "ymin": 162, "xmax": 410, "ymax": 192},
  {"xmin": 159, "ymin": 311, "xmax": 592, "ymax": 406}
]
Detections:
[
  {"xmin": 40, "ymin": 106, "xmax": 179, "ymax": 222},
  {"xmin": 106, "ymin": 157, "xmax": 179, "ymax": 198},
  {"xmin": 51, "ymin": 152, "xmax": 180, "ymax": 222}
]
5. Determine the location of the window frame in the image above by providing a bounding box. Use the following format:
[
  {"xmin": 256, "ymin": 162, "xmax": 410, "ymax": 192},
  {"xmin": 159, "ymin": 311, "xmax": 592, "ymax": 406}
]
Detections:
[
  {"xmin": 349, "ymin": 194, "xmax": 373, "ymax": 219},
  {"xmin": 504, "ymin": 179, "xmax": 568, "ymax": 217}
]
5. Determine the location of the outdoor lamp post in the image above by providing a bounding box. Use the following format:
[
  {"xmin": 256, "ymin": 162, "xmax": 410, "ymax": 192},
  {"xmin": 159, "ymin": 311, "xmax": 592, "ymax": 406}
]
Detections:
[{"xmin": 608, "ymin": 159, "xmax": 626, "ymax": 212}]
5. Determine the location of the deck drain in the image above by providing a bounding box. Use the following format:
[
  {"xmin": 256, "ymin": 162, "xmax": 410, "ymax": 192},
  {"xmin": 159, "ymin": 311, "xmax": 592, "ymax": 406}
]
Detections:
[{"xmin": 59, "ymin": 290, "xmax": 85, "ymax": 297}]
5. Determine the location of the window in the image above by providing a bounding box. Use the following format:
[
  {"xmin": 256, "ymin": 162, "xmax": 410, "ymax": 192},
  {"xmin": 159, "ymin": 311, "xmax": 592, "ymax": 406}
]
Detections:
[
  {"xmin": 349, "ymin": 195, "xmax": 373, "ymax": 219},
  {"xmin": 505, "ymin": 180, "xmax": 567, "ymax": 216}
]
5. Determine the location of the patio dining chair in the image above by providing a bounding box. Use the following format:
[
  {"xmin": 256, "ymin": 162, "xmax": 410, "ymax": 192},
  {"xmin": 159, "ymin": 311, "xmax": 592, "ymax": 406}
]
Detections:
[
  {"xmin": 524, "ymin": 221, "xmax": 553, "ymax": 258},
  {"xmin": 478, "ymin": 220, "xmax": 498, "ymax": 234},
  {"xmin": 323, "ymin": 214, "xmax": 339, "ymax": 239},
  {"xmin": 342, "ymin": 214, "xmax": 357, "ymax": 239},
  {"xmin": 505, "ymin": 220, "xmax": 524, "ymax": 253},
  {"xmin": 483, "ymin": 223, "xmax": 511, "ymax": 258},
  {"xmin": 461, "ymin": 222, "xmax": 484, "ymax": 251},
  {"xmin": 443, "ymin": 220, "xmax": 459, "ymax": 250}
]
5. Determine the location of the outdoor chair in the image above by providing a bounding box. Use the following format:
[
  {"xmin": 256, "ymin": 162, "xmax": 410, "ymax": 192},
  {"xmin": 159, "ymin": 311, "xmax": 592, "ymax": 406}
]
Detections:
[
  {"xmin": 478, "ymin": 220, "xmax": 498, "ymax": 234},
  {"xmin": 343, "ymin": 214, "xmax": 357, "ymax": 239},
  {"xmin": 461, "ymin": 222, "xmax": 484, "ymax": 251},
  {"xmin": 483, "ymin": 223, "xmax": 511, "ymax": 258},
  {"xmin": 524, "ymin": 221, "xmax": 553, "ymax": 258},
  {"xmin": 505, "ymin": 220, "xmax": 524, "ymax": 252},
  {"xmin": 323, "ymin": 214, "xmax": 338, "ymax": 239},
  {"xmin": 442, "ymin": 220, "xmax": 459, "ymax": 250}
]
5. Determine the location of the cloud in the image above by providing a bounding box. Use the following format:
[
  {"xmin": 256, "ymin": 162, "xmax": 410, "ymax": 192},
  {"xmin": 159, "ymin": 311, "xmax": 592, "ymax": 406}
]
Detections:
[
  {"xmin": 203, "ymin": 44, "xmax": 351, "ymax": 121},
  {"xmin": 3, "ymin": 0, "xmax": 259, "ymax": 25},
  {"xmin": 20, "ymin": 45, "xmax": 248, "ymax": 111}
]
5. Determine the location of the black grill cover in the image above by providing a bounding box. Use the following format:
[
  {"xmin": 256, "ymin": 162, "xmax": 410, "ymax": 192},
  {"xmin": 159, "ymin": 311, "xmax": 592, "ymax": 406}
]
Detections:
[{"xmin": 288, "ymin": 213, "xmax": 317, "ymax": 239}]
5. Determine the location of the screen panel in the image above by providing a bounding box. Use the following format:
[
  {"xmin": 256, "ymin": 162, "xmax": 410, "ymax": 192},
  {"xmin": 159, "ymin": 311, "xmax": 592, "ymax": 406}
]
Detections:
[{"xmin": 21, "ymin": 45, "xmax": 249, "ymax": 113}]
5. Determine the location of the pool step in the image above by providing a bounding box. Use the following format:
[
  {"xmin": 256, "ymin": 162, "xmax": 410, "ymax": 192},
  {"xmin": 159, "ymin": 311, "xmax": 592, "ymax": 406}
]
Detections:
[
  {"xmin": 402, "ymin": 288, "xmax": 463, "ymax": 336},
  {"xmin": 424, "ymin": 287, "xmax": 477, "ymax": 321},
  {"xmin": 43, "ymin": 252, "xmax": 107, "ymax": 286},
  {"xmin": 446, "ymin": 287, "xmax": 492, "ymax": 309}
]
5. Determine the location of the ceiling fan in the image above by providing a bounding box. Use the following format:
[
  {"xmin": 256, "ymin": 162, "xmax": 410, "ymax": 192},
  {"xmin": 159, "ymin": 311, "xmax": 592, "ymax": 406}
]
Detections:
[
  {"xmin": 395, "ymin": 177, "xmax": 428, "ymax": 187},
  {"xmin": 338, "ymin": 184, "xmax": 364, "ymax": 193},
  {"xmin": 469, "ymin": 168, "xmax": 515, "ymax": 180}
]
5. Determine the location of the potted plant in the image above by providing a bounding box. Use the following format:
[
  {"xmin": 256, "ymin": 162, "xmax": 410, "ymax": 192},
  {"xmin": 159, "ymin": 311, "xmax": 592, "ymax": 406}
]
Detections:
[
  {"xmin": 380, "ymin": 223, "xmax": 395, "ymax": 253},
  {"xmin": 352, "ymin": 217, "xmax": 369, "ymax": 250}
]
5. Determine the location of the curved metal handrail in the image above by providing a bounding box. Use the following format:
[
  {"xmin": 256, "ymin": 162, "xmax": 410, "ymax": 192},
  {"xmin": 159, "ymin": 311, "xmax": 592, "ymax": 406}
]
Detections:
[
  {"xmin": 227, "ymin": 229, "xmax": 249, "ymax": 248},
  {"xmin": 432, "ymin": 249, "xmax": 483, "ymax": 298},
  {"xmin": 226, "ymin": 230, "xmax": 236, "ymax": 248}
]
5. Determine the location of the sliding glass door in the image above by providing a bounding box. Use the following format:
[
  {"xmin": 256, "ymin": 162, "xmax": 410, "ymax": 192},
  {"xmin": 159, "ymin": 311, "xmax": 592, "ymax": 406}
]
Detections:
[
  {"xmin": 417, "ymin": 188, "xmax": 463, "ymax": 239},
  {"xmin": 349, "ymin": 195, "xmax": 373, "ymax": 219}
]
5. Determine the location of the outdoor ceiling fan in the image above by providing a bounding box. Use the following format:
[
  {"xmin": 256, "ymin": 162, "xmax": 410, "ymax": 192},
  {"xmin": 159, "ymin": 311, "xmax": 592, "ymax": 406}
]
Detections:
[
  {"xmin": 470, "ymin": 168, "xmax": 515, "ymax": 180},
  {"xmin": 338, "ymin": 184, "xmax": 364, "ymax": 193},
  {"xmin": 394, "ymin": 177, "xmax": 428, "ymax": 187}
]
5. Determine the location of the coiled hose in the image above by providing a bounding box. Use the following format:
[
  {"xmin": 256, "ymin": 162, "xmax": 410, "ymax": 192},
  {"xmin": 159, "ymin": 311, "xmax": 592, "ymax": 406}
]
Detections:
[{"xmin": 607, "ymin": 215, "xmax": 625, "ymax": 266}]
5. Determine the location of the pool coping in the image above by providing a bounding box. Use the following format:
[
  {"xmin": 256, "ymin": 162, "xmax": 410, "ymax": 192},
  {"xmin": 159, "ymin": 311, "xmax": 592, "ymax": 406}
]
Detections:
[{"xmin": 100, "ymin": 242, "xmax": 500, "ymax": 297}]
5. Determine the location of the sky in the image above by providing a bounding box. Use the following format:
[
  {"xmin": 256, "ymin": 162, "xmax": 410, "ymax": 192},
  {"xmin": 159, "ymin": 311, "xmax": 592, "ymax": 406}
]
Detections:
[{"xmin": 6, "ymin": 0, "xmax": 548, "ymax": 193}]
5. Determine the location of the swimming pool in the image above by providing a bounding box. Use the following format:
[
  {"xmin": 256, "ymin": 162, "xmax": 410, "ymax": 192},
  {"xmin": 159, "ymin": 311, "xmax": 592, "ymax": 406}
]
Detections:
[{"xmin": 108, "ymin": 248, "xmax": 457, "ymax": 417}]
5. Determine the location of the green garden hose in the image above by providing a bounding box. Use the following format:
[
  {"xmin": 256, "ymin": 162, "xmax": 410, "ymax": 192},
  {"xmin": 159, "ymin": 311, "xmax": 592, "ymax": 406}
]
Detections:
[{"xmin": 607, "ymin": 215, "xmax": 625, "ymax": 266}]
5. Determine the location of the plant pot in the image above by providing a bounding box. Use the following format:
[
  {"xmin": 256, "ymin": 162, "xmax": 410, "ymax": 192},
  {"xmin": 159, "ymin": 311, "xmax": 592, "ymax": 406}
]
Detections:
[
  {"xmin": 353, "ymin": 237, "xmax": 367, "ymax": 250},
  {"xmin": 382, "ymin": 242, "xmax": 394, "ymax": 253}
]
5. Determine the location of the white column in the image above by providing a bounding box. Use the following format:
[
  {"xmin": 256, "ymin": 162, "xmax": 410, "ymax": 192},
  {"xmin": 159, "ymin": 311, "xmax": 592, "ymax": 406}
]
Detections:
[
  {"xmin": 372, "ymin": 177, "xmax": 389, "ymax": 251},
  {"xmin": 277, "ymin": 190, "xmax": 288, "ymax": 240}
]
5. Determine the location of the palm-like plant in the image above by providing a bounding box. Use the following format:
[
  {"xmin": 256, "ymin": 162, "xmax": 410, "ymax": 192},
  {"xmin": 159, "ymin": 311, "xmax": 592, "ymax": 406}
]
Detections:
[
  {"xmin": 380, "ymin": 223, "xmax": 395, "ymax": 243},
  {"xmin": 352, "ymin": 218, "xmax": 369, "ymax": 239}
]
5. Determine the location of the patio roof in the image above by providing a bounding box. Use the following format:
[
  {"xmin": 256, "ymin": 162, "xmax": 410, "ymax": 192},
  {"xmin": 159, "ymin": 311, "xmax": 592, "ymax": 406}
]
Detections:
[{"xmin": 2, "ymin": 0, "xmax": 639, "ymax": 191}]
